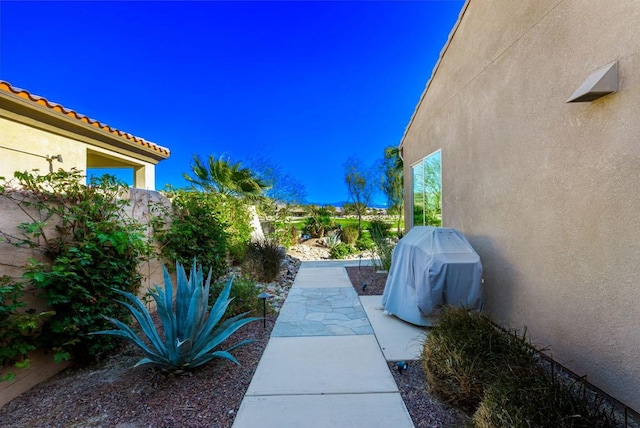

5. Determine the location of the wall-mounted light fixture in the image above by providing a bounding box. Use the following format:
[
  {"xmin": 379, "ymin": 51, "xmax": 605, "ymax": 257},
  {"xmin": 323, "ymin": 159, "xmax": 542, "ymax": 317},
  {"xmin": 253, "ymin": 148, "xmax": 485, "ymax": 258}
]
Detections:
[
  {"xmin": 566, "ymin": 61, "xmax": 618, "ymax": 103},
  {"xmin": 46, "ymin": 154, "xmax": 64, "ymax": 172}
]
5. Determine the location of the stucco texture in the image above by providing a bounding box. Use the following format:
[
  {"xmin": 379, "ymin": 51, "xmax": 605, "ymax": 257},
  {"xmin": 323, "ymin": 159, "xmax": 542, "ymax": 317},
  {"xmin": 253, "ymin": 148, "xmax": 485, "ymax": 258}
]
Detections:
[{"xmin": 402, "ymin": 0, "xmax": 640, "ymax": 410}]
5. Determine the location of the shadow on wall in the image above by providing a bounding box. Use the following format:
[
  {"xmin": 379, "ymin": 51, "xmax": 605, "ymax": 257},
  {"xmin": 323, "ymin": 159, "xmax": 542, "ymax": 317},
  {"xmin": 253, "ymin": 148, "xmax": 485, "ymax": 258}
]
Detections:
[{"xmin": 466, "ymin": 234, "xmax": 519, "ymax": 326}]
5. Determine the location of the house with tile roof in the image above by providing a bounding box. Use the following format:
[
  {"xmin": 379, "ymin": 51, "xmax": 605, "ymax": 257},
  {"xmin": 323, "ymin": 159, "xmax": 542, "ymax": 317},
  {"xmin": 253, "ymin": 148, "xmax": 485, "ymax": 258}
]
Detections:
[
  {"xmin": 0, "ymin": 80, "xmax": 170, "ymax": 190},
  {"xmin": 400, "ymin": 0, "xmax": 639, "ymax": 412}
]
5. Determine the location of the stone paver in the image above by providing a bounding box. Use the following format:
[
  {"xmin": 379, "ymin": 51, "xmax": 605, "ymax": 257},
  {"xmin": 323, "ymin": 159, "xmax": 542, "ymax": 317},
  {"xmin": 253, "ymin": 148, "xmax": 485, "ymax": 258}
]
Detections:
[{"xmin": 272, "ymin": 287, "xmax": 373, "ymax": 336}]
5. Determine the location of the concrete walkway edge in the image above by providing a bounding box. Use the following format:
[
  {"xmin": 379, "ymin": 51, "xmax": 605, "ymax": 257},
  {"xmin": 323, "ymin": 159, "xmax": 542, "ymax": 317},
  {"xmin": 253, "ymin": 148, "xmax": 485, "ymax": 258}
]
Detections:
[{"xmin": 232, "ymin": 261, "xmax": 416, "ymax": 428}]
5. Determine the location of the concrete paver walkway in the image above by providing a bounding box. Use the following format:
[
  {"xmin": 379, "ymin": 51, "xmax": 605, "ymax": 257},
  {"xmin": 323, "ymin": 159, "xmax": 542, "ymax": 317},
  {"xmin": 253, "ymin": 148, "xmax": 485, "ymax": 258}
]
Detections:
[{"xmin": 233, "ymin": 261, "xmax": 422, "ymax": 428}]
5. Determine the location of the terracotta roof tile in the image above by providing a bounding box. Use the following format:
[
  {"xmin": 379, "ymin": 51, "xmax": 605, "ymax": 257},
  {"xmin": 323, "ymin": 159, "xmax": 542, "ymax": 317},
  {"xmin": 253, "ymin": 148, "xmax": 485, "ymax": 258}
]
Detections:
[{"xmin": 0, "ymin": 80, "xmax": 170, "ymax": 157}]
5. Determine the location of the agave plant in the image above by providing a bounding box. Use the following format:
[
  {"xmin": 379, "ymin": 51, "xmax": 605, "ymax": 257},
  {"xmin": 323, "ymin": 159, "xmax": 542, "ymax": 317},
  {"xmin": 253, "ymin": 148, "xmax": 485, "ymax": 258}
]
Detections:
[
  {"xmin": 324, "ymin": 230, "xmax": 342, "ymax": 250},
  {"xmin": 92, "ymin": 260, "xmax": 259, "ymax": 373}
]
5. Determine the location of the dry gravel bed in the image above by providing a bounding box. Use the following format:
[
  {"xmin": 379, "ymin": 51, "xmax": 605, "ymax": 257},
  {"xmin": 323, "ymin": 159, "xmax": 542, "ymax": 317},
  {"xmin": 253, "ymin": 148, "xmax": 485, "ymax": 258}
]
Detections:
[{"xmin": 0, "ymin": 256, "xmax": 469, "ymax": 427}]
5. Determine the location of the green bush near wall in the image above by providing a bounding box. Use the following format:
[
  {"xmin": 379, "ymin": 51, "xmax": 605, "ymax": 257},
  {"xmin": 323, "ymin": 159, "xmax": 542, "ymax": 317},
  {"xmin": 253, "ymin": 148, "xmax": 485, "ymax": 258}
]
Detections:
[{"xmin": 423, "ymin": 307, "xmax": 615, "ymax": 427}]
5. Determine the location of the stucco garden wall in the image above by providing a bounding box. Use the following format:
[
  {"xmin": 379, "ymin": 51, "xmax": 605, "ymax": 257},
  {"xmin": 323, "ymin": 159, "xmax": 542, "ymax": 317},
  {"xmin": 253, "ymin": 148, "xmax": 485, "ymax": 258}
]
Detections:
[
  {"xmin": 402, "ymin": 0, "xmax": 640, "ymax": 410},
  {"xmin": 0, "ymin": 188, "xmax": 169, "ymax": 408}
]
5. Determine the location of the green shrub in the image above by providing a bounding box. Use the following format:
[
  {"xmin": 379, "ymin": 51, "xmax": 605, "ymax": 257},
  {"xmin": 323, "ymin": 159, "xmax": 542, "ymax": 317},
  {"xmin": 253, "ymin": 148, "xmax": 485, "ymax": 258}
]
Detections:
[
  {"xmin": 303, "ymin": 206, "xmax": 334, "ymax": 237},
  {"xmin": 423, "ymin": 307, "xmax": 615, "ymax": 426},
  {"xmin": 474, "ymin": 375, "xmax": 614, "ymax": 428},
  {"xmin": 244, "ymin": 239, "xmax": 285, "ymax": 282},
  {"xmin": 330, "ymin": 243, "xmax": 354, "ymax": 259},
  {"xmin": 341, "ymin": 224, "xmax": 359, "ymax": 245},
  {"xmin": 355, "ymin": 233, "xmax": 374, "ymax": 251},
  {"xmin": 0, "ymin": 276, "xmax": 55, "ymax": 381},
  {"xmin": 270, "ymin": 222, "xmax": 299, "ymax": 249},
  {"xmin": 422, "ymin": 307, "xmax": 536, "ymax": 412},
  {"xmin": 92, "ymin": 261, "xmax": 258, "ymax": 374},
  {"xmin": 153, "ymin": 190, "xmax": 229, "ymax": 280},
  {"xmin": 372, "ymin": 238, "xmax": 395, "ymax": 271},
  {"xmin": 368, "ymin": 219, "xmax": 391, "ymax": 240},
  {"xmin": 211, "ymin": 275, "xmax": 260, "ymax": 320},
  {"xmin": 0, "ymin": 170, "xmax": 151, "ymax": 362}
]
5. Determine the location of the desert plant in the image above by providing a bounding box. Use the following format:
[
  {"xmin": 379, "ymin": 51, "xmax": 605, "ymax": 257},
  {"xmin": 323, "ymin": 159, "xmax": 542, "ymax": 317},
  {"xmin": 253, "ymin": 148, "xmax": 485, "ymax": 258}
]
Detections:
[
  {"xmin": 372, "ymin": 238, "xmax": 395, "ymax": 271},
  {"xmin": 368, "ymin": 218, "xmax": 391, "ymax": 240},
  {"xmin": 341, "ymin": 224, "xmax": 359, "ymax": 245},
  {"xmin": 474, "ymin": 374, "xmax": 615, "ymax": 428},
  {"xmin": 92, "ymin": 261, "xmax": 259, "ymax": 374},
  {"xmin": 244, "ymin": 239, "xmax": 285, "ymax": 282},
  {"xmin": 355, "ymin": 233, "xmax": 374, "ymax": 251},
  {"xmin": 423, "ymin": 307, "xmax": 615, "ymax": 426},
  {"xmin": 303, "ymin": 206, "xmax": 334, "ymax": 238},
  {"xmin": 330, "ymin": 242, "xmax": 354, "ymax": 259},
  {"xmin": 422, "ymin": 306, "xmax": 536, "ymax": 412},
  {"xmin": 210, "ymin": 275, "xmax": 261, "ymax": 320},
  {"xmin": 324, "ymin": 230, "xmax": 342, "ymax": 250}
]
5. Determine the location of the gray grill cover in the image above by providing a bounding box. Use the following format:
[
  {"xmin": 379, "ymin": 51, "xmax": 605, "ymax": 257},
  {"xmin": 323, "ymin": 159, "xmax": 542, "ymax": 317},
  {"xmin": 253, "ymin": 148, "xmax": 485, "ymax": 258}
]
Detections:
[{"xmin": 381, "ymin": 226, "xmax": 483, "ymax": 326}]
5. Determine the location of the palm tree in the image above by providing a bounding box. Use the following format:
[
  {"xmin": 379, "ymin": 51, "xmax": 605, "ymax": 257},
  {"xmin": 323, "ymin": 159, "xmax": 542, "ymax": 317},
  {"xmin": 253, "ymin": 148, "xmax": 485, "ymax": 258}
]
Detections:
[{"xmin": 183, "ymin": 155, "xmax": 270, "ymax": 200}]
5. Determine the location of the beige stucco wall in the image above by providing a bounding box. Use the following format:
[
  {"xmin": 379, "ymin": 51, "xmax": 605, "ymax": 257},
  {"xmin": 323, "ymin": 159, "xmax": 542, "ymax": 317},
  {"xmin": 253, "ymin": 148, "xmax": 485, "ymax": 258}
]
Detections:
[
  {"xmin": 0, "ymin": 115, "xmax": 157, "ymax": 190},
  {"xmin": 402, "ymin": 0, "xmax": 640, "ymax": 410}
]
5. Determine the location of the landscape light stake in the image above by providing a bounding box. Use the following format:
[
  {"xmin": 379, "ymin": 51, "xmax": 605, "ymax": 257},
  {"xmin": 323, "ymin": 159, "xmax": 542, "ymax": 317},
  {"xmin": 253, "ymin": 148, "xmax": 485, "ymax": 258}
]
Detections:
[
  {"xmin": 396, "ymin": 361, "xmax": 408, "ymax": 374},
  {"xmin": 257, "ymin": 292, "xmax": 272, "ymax": 328},
  {"xmin": 358, "ymin": 254, "xmax": 363, "ymax": 270}
]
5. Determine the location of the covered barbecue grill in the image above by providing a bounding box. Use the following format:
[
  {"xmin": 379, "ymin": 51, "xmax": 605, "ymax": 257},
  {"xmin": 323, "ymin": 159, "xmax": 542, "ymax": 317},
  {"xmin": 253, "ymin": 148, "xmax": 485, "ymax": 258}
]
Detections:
[{"xmin": 381, "ymin": 226, "xmax": 483, "ymax": 326}]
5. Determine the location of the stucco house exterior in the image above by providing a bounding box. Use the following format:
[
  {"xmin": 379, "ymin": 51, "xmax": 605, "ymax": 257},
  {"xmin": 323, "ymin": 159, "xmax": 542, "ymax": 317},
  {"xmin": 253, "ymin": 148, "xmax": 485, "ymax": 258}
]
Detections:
[
  {"xmin": 400, "ymin": 0, "xmax": 639, "ymax": 411},
  {"xmin": 0, "ymin": 80, "xmax": 170, "ymax": 189}
]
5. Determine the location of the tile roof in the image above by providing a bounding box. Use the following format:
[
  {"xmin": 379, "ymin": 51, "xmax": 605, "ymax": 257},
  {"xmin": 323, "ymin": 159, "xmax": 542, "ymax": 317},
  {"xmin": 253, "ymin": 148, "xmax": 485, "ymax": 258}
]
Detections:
[{"xmin": 0, "ymin": 80, "xmax": 170, "ymax": 157}]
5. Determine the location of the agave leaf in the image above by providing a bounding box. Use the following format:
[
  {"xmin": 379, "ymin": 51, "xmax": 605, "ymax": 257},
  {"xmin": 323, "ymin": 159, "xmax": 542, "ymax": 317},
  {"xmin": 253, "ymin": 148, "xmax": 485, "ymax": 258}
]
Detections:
[
  {"xmin": 111, "ymin": 293, "xmax": 166, "ymax": 354},
  {"xmin": 92, "ymin": 319, "xmax": 164, "ymax": 362},
  {"xmin": 175, "ymin": 338, "xmax": 193, "ymax": 366},
  {"xmin": 134, "ymin": 357, "xmax": 157, "ymax": 368},
  {"xmin": 175, "ymin": 262, "xmax": 194, "ymax": 339},
  {"xmin": 150, "ymin": 283, "xmax": 177, "ymax": 354},
  {"xmin": 190, "ymin": 350, "xmax": 241, "ymax": 368},
  {"xmin": 192, "ymin": 277, "xmax": 234, "ymax": 350},
  {"xmin": 207, "ymin": 312, "xmax": 256, "ymax": 346},
  {"xmin": 190, "ymin": 339, "xmax": 256, "ymax": 367},
  {"xmin": 160, "ymin": 266, "xmax": 177, "ymax": 344},
  {"xmin": 225, "ymin": 338, "xmax": 256, "ymax": 353},
  {"xmin": 184, "ymin": 277, "xmax": 206, "ymax": 345},
  {"xmin": 192, "ymin": 316, "xmax": 260, "ymax": 361}
]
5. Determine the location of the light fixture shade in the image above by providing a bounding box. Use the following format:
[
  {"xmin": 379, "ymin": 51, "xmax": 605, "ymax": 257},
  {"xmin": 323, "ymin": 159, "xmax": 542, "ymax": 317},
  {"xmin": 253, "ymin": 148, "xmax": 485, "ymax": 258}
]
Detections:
[{"xmin": 566, "ymin": 61, "xmax": 618, "ymax": 103}]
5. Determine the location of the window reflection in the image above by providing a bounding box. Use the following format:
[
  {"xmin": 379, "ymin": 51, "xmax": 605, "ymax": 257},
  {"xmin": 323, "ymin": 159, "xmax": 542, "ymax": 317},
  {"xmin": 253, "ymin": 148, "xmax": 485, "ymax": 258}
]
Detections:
[{"xmin": 412, "ymin": 150, "xmax": 441, "ymax": 226}]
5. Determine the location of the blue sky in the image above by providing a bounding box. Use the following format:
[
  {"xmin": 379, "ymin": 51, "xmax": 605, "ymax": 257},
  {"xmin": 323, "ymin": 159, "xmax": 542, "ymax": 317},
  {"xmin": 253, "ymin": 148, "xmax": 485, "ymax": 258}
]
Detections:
[{"xmin": 0, "ymin": 0, "xmax": 463, "ymax": 205}]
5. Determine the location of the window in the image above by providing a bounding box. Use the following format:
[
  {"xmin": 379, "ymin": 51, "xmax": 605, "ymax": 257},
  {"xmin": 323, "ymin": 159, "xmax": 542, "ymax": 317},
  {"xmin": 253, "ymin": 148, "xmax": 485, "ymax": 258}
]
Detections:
[{"xmin": 412, "ymin": 150, "xmax": 441, "ymax": 227}]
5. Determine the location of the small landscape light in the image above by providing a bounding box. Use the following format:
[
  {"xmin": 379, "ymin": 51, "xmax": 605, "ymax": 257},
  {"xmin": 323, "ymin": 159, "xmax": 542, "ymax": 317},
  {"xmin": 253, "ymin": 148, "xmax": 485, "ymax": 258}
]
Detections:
[
  {"xmin": 362, "ymin": 282, "xmax": 367, "ymax": 292},
  {"xmin": 358, "ymin": 254, "xmax": 363, "ymax": 270},
  {"xmin": 396, "ymin": 361, "xmax": 408, "ymax": 374},
  {"xmin": 257, "ymin": 292, "xmax": 272, "ymax": 328}
]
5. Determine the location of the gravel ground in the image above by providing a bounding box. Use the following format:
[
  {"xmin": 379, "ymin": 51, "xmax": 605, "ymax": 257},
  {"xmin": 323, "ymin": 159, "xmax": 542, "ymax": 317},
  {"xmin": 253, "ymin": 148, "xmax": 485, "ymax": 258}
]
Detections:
[
  {"xmin": 0, "ymin": 252, "xmax": 469, "ymax": 427},
  {"xmin": 0, "ymin": 314, "xmax": 277, "ymax": 428}
]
